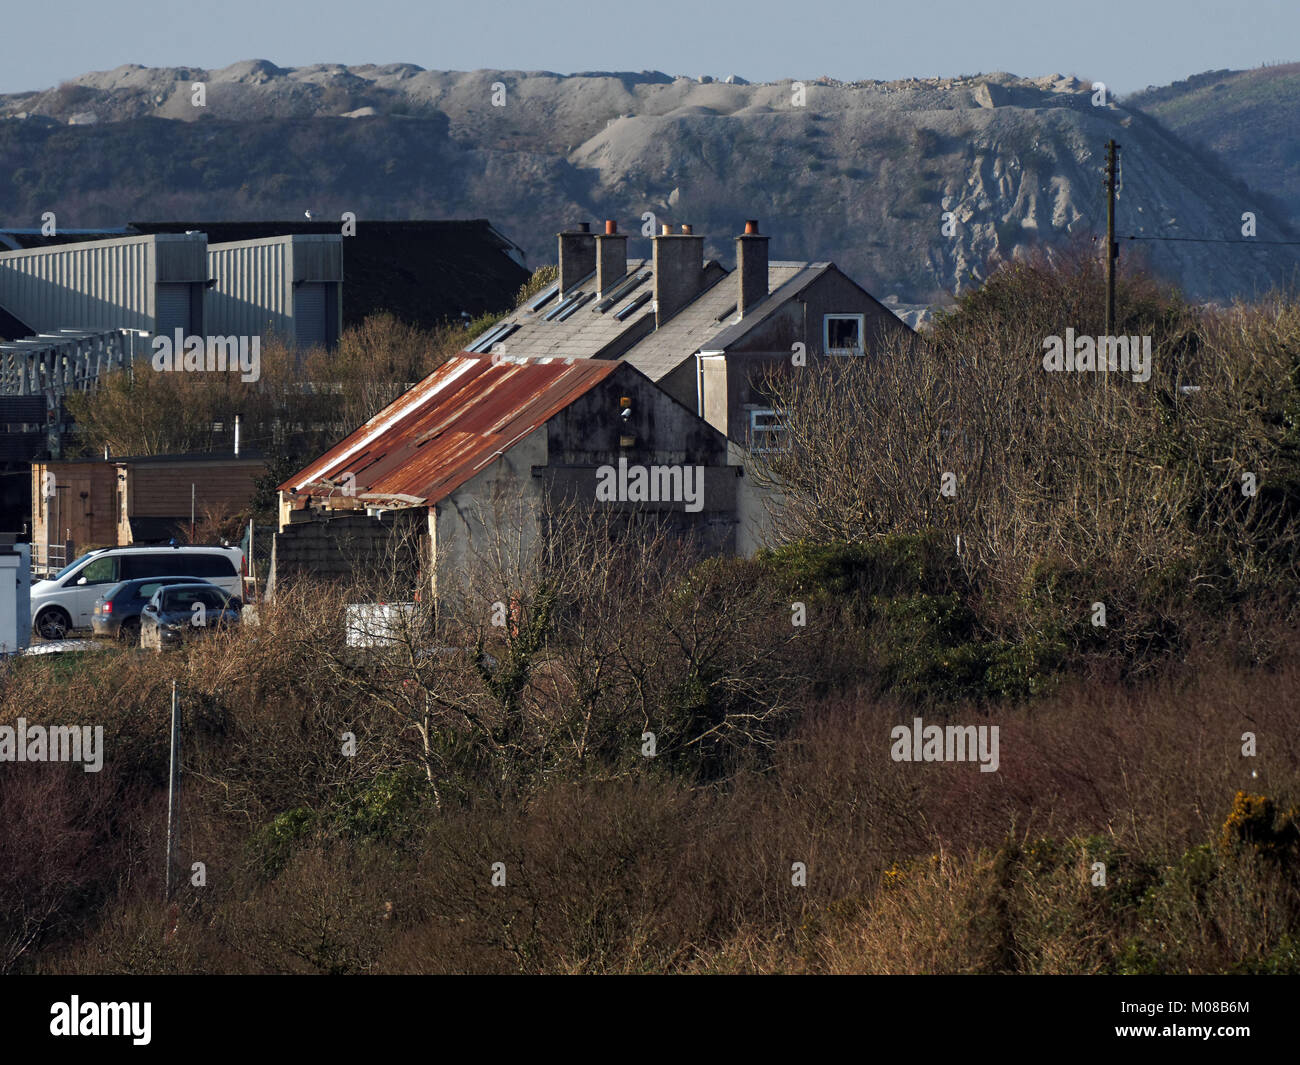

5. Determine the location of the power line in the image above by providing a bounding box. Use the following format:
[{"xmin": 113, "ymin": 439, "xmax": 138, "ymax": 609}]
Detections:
[
  {"xmin": 1125, "ymin": 234, "xmax": 1300, "ymax": 246},
  {"xmin": 1112, "ymin": 140, "xmax": 1300, "ymax": 248}
]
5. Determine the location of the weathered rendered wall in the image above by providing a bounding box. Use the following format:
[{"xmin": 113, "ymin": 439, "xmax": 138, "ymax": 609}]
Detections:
[{"xmin": 431, "ymin": 425, "xmax": 548, "ymax": 605}]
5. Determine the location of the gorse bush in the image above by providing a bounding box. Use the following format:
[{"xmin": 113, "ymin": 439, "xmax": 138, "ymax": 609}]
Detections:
[{"xmin": 754, "ymin": 535, "xmax": 1063, "ymax": 702}]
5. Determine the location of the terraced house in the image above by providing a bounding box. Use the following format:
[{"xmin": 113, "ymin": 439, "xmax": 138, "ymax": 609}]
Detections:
[
  {"xmin": 270, "ymin": 217, "xmax": 911, "ymax": 591},
  {"xmin": 467, "ymin": 218, "xmax": 912, "ymax": 448}
]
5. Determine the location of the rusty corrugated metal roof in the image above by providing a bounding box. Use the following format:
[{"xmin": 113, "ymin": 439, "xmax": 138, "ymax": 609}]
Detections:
[{"xmin": 280, "ymin": 353, "xmax": 621, "ymax": 506}]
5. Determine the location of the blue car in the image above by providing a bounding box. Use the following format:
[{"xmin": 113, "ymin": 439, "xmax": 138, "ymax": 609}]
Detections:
[{"xmin": 91, "ymin": 576, "xmax": 217, "ymax": 642}]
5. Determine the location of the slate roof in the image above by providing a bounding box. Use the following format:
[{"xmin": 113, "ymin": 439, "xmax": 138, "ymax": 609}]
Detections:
[
  {"xmin": 621, "ymin": 262, "xmax": 822, "ymax": 379},
  {"xmin": 467, "ymin": 258, "xmax": 658, "ymax": 361},
  {"xmin": 466, "ymin": 257, "xmax": 836, "ymax": 382},
  {"xmin": 281, "ymin": 353, "xmax": 623, "ymax": 507}
]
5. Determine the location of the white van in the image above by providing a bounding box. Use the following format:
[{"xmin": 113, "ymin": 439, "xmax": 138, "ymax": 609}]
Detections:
[{"xmin": 30, "ymin": 545, "xmax": 243, "ymax": 639}]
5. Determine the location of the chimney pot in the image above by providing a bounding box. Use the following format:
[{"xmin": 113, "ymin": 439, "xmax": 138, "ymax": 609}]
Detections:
[
  {"xmin": 596, "ymin": 221, "xmax": 628, "ymax": 296},
  {"xmin": 557, "ymin": 223, "xmax": 597, "ymax": 297},
  {"xmin": 661, "ymin": 223, "xmax": 671, "ymax": 236},
  {"xmin": 653, "ymin": 224, "xmax": 705, "ymax": 327},
  {"xmin": 736, "ymin": 219, "xmax": 770, "ymax": 318}
]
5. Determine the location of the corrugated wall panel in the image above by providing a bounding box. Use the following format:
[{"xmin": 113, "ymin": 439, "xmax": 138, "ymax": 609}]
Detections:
[
  {"xmin": 155, "ymin": 284, "xmax": 192, "ymax": 337},
  {"xmin": 206, "ymin": 239, "xmax": 292, "ymax": 341},
  {"xmin": 156, "ymin": 236, "xmax": 209, "ymax": 281},
  {"xmin": 294, "ymin": 283, "xmax": 326, "ymax": 348},
  {"xmin": 0, "ymin": 235, "xmax": 205, "ymax": 334}
]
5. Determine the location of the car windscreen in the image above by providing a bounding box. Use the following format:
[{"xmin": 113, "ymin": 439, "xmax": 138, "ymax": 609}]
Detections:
[
  {"xmin": 160, "ymin": 588, "xmax": 231, "ymax": 612},
  {"xmin": 135, "ymin": 579, "xmax": 193, "ymax": 601}
]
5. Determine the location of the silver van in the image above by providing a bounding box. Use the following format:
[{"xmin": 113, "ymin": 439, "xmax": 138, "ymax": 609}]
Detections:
[{"xmin": 30, "ymin": 545, "xmax": 243, "ymax": 639}]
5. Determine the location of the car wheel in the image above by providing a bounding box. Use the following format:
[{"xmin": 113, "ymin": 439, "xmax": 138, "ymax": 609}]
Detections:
[
  {"xmin": 35, "ymin": 608, "xmax": 71, "ymax": 640},
  {"xmin": 118, "ymin": 619, "xmax": 140, "ymax": 645}
]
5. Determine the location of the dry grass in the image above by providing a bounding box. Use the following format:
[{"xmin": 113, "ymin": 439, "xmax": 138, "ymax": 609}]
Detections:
[{"xmin": 4, "ymin": 619, "xmax": 1296, "ymax": 975}]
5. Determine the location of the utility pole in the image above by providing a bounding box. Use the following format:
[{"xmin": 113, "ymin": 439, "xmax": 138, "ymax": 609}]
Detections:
[
  {"xmin": 1104, "ymin": 139, "xmax": 1120, "ymax": 338},
  {"xmin": 165, "ymin": 679, "xmax": 181, "ymax": 900}
]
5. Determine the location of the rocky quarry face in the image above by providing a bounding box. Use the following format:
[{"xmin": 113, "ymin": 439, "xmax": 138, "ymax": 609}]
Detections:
[{"xmin": 1, "ymin": 63, "xmax": 1295, "ymax": 309}]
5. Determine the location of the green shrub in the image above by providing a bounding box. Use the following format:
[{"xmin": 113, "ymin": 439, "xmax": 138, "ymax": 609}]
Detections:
[
  {"xmin": 249, "ymin": 807, "xmax": 315, "ymax": 879},
  {"xmin": 333, "ymin": 766, "xmax": 432, "ymax": 843},
  {"xmin": 873, "ymin": 594, "xmax": 1062, "ymax": 703},
  {"xmin": 759, "ymin": 532, "xmax": 961, "ymax": 606}
]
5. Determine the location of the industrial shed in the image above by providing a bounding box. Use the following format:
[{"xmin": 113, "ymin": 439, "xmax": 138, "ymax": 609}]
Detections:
[
  {"xmin": 133, "ymin": 220, "xmax": 530, "ymax": 330},
  {"xmin": 0, "ymin": 233, "xmax": 208, "ymax": 336},
  {"xmin": 206, "ymin": 234, "xmax": 343, "ymax": 348},
  {"xmin": 0, "ymin": 219, "xmax": 530, "ymax": 339}
]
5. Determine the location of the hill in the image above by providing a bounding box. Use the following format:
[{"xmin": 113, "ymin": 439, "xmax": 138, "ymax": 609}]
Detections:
[{"xmin": 1, "ymin": 62, "xmax": 1297, "ymax": 307}]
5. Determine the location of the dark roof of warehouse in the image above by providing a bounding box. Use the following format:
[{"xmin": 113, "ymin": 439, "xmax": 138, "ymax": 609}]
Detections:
[
  {"xmin": 0, "ymin": 221, "xmax": 531, "ymax": 331},
  {"xmin": 129, "ymin": 220, "xmax": 530, "ymax": 330}
]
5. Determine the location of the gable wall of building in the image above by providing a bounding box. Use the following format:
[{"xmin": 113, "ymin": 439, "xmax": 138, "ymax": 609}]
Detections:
[{"xmin": 709, "ymin": 271, "xmax": 911, "ymax": 440}]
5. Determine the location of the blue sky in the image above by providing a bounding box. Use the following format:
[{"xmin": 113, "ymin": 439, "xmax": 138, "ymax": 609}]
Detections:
[{"xmin": 2, "ymin": 0, "xmax": 1295, "ymax": 95}]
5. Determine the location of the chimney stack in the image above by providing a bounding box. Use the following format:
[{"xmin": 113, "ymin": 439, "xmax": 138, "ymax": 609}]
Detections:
[
  {"xmin": 558, "ymin": 222, "xmax": 596, "ymax": 298},
  {"xmin": 595, "ymin": 219, "xmax": 628, "ymax": 296},
  {"xmin": 736, "ymin": 219, "xmax": 769, "ymax": 318},
  {"xmin": 653, "ymin": 222, "xmax": 704, "ymax": 327}
]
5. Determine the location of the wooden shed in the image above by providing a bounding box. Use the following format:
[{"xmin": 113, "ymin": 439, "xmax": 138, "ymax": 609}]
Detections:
[
  {"xmin": 114, "ymin": 454, "xmax": 268, "ymax": 544},
  {"xmin": 31, "ymin": 452, "xmax": 268, "ymax": 573}
]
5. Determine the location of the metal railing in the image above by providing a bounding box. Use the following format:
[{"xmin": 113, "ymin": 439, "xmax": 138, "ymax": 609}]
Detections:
[{"xmin": 31, "ymin": 540, "xmax": 72, "ymax": 579}]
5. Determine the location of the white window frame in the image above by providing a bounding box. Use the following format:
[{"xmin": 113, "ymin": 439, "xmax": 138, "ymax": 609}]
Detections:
[
  {"xmin": 748, "ymin": 407, "xmax": 787, "ymax": 455},
  {"xmin": 823, "ymin": 313, "xmax": 866, "ymax": 356}
]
